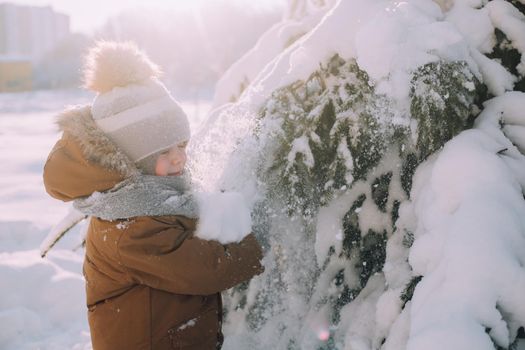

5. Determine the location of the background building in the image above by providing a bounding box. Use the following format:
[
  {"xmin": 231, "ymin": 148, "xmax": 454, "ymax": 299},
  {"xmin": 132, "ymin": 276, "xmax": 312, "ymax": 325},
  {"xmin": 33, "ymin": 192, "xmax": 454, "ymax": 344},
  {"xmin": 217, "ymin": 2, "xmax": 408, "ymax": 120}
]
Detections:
[
  {"xmin": 0, "ymin": 55, "xmax": 31, "ymax": 91},
  {"xmin": 0, "ymin": 2, "xmax": 69, "ymax": 92}
]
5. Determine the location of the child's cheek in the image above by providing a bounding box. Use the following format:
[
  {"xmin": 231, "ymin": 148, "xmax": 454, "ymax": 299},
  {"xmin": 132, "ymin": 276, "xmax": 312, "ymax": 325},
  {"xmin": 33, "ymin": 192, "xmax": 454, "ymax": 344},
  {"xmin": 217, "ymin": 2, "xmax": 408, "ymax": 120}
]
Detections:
[{"xmin": 155, "ymin": 157, "xmax": 168, "ymax": 176}]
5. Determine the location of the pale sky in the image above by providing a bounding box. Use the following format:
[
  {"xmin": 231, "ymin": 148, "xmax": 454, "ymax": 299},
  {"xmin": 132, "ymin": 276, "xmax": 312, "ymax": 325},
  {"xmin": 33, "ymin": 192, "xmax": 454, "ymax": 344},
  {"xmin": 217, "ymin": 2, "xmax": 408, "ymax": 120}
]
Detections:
[{"xmin": 7, "ymin": 0, "xmax": 284, "ymax": 34}]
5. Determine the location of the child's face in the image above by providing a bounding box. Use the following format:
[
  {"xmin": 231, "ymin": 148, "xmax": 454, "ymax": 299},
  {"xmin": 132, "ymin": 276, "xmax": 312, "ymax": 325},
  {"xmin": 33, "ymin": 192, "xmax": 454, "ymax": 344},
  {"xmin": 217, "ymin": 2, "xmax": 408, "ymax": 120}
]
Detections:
[{"xmin": 155, "ymin": 141, "xmax": 188, "ymax": 176}]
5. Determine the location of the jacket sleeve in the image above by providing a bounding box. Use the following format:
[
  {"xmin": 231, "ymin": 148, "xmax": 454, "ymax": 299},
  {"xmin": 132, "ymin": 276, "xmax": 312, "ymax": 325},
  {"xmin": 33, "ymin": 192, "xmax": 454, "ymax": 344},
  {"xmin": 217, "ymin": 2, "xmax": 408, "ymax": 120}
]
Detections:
[{"xmin": 117, "ymin": 220, "xmax": 265, "ymax": 295}]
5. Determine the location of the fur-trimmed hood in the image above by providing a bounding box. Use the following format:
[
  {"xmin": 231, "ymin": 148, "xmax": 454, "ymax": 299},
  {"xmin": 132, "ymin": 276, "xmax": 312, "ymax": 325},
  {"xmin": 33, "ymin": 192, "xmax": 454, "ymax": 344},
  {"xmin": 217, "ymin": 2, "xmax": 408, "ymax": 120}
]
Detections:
[
  {"xmin": 56, "ymin": 105, "xmax": 139, "ymax": 178},
  {"xmin": 43, "ymin": 105, "xmax": 140, "ymax": 202}
]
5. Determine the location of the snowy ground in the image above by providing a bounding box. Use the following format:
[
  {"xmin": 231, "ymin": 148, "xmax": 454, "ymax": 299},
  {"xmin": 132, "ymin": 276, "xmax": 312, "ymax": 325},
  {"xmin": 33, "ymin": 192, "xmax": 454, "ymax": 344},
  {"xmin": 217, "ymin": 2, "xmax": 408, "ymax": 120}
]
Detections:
[{"xmin": 0, "ymin": 89, "xmax": 210, "ymax": 350}]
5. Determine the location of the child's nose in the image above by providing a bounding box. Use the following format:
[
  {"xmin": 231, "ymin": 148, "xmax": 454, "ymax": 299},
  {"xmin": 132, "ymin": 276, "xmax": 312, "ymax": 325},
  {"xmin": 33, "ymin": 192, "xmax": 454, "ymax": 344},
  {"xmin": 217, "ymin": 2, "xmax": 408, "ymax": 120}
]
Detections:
[{"xmin": 171, "ymin": 152, "xmax": 185, "ymax": 164}]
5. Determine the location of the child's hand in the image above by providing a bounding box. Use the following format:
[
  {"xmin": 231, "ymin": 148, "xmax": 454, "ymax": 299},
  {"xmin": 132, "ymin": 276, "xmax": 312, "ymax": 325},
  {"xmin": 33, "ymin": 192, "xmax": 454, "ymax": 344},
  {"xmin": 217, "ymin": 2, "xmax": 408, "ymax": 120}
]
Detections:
[{"xmin": 194, "ymin": 191, "xmax": 252, "ymax": 244}]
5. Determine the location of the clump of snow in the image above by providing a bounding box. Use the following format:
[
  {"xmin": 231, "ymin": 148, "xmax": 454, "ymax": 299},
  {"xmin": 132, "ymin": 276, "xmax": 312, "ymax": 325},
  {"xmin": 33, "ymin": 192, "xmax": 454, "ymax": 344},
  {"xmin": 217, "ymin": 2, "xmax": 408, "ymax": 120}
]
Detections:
[
  {"xmin": 442, "ymin": 0, "xmax": 521, "ymax": 96},
  {"xmin": 446, "ymin": 0, "xmax": 495, "ymax": 53},
  {"xmin": 355, "ymin": 1, "xmax": 473, "ymax": 102},
  {"xmin": 470, "ymin": 48, "xmax": 516, "ymax": 96},
  {"xmin": 115, "ymin": 219, "xmax": 134, "ymax": 230},
  {"xmin": 195, "ymin": 191, "xmax": 252, "ymax": 244},
  {"xmin": 177, "ymin": 317, "xmax": 197, "ymax": 331},
  {"xmin": 287, "ymin": 136, "xmax": 315, "ymax": 168},
  {"xmin": 406, "ymin": 92, "xmax": 525, "ymax": 349},
  {"xmin": 314, "ymin": 192, "xmax": 351, "ymax": 266},
  {"xmin": 475, "ymin": 91, "xmax": 525, "ymax": 168},
  {"xmin": 486, "ymin": 0, "xmax": 525, "ymax": 75}
]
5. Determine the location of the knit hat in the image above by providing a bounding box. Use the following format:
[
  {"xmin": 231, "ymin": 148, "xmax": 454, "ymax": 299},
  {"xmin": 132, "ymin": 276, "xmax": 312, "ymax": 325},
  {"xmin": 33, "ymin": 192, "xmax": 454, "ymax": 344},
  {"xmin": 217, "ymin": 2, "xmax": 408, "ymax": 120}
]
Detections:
[{"xmin": 83, "ymin": 41, "xmax": 190, "ymax": 174}]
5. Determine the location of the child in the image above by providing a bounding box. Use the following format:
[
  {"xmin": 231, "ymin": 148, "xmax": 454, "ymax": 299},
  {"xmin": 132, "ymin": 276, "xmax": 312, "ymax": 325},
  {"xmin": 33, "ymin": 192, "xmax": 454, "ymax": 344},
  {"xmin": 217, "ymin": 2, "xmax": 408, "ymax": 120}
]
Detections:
[{"xmin": 43, "ymin": 41, "xmax": 264, "ymax": 350}]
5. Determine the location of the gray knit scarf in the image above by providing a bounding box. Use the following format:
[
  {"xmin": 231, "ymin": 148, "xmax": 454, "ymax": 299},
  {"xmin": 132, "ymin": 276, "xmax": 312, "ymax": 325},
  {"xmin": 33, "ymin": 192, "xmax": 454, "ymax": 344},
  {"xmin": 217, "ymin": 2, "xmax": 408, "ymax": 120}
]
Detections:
[{"xmin": 73, "ymin": 174, "xmax": 199, "ymax": 220}]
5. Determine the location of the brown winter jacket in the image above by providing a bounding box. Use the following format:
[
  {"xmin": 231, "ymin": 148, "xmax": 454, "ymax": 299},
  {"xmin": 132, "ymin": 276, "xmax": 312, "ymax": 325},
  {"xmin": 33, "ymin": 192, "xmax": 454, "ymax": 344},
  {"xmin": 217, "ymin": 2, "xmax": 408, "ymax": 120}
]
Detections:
[{"xmin": 43, "ymin": 106, "xmax": 264, "ymax": 350}]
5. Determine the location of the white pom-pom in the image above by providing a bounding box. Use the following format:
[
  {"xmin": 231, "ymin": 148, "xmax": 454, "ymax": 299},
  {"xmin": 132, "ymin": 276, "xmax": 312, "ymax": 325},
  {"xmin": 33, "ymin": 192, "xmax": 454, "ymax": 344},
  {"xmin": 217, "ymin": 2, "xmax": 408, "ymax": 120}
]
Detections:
[{"xmin": 83, "ymin": 41, "xmax": 161, "ymax": 93}]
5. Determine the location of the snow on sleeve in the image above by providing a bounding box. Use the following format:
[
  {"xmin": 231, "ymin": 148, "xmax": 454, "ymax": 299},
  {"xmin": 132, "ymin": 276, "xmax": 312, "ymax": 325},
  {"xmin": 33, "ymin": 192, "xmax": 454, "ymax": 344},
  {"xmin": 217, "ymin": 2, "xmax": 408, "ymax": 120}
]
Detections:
[{"xmin": 406, "ymin": 93, "xmax": 525, "ymax": 350}]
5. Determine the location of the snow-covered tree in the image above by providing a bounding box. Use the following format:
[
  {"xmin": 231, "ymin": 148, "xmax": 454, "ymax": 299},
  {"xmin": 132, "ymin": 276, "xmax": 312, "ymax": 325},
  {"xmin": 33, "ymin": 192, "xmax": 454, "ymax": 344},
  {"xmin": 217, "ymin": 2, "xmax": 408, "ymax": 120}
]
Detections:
[{"xmin": 189, "ymin": 0, "xmax": 525, "ymax": 349}]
